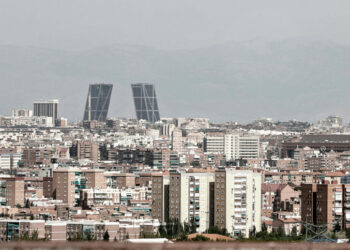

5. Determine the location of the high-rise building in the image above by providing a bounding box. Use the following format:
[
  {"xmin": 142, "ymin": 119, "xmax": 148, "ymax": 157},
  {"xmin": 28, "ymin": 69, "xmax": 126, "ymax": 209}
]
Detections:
[
  {"xmin": 82, "ymin": 169, "xmax": 106, "ymax": 189},
  {"xmin": 214, "ymin": 168, "xmax": 262, "ymax": 237},
  {"xmin": 83, "ymin": 84, "xmax": 113, "ymax": 122},
  {"xmin": 224, "ymin": 134, "xmax": 260, "ymax": 161},
  {"xmin": 204, "ymin": 132, "xmax": 225, "ymax": 154},
  {"xmin": 33, "ymin": 100, "xmax": 59, "ymax": 121},
  {"xmin": 151, "ymin": 173, "xmax": 170, "ymax": 223},
  {"xmin": 171, "ymin": 128, "xmax": 182, "ymax": 152},
  {"xmin": 5, "ymin": 177, "xmax": 25, "ymax": 207},
  {"xmin": 131, "ymin": 83, "xmax": 160, "ymax": 123},
  {"xmin": 169, "ymin": 170, "xmax": 215, "ymax": 233},
  {"xmin": 52, "ymin": 169, "xmax": 76, "ymax": 207},
  {"xmin": 204, "ymin": 133, "xmax": 260, "ymax": 160},
  {"xmin": 301, "ymin": 183, "xmax": 350, "ymax": 230}
]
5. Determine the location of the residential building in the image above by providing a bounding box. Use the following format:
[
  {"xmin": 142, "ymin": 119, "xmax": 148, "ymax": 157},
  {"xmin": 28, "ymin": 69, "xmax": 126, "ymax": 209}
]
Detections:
[
  {"xmin": 52, "ymin": 169, "xmax": 76, "ymax": 207},
  {"xmin": 169, "ymin": 170, "xmax": 215, "ymax": 233},
  {"xmin": 77, "ymin": 141, "xmax": 99, "ymax": 162},
  {"xmin": 5, "ymin": 177, "xmax": 25, "ymax": 207},
  {"xmin": 214, "ymin": 168, "xmax": 262, "ymax": 238}
]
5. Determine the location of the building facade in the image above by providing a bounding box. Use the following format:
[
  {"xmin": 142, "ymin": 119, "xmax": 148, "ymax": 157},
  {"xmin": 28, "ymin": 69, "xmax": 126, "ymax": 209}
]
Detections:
[
  {"xmin": 169, "ymin": 170, "xmax": 215, "ymax": 233},
  {"xmin": 131, "ymin": 83, "xmax": 160, "ymax": 123},
  {"xmin": 214, "ymin": 168, "xmax": 262, "ymax": 237},
  {"xmin": 83, "ymin": 84, "xmax": 113, "ymax": 122},
  {"xmin": 33, "ymin": 100, "xmax": 59, "ymax": 122}
]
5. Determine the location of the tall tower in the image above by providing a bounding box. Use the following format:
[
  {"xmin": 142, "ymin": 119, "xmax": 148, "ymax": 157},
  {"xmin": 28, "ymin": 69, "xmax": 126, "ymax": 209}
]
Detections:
[
  {"xmin": 33, "ymin": 99, "xmax": 59, "ymax": 121},
  {"xmin": 83, "ymin": 84, "xmax": 113, "ymax": 122},
  {"xmin": 131, "ymin": 83, "xmax": 160, "ymax": 123}
]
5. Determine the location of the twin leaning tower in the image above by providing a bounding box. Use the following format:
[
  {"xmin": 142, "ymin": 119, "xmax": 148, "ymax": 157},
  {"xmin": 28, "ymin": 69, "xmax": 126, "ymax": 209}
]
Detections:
[{"xmin": 83, "ymin": 83, "xmax": 160, "ymax": 123}]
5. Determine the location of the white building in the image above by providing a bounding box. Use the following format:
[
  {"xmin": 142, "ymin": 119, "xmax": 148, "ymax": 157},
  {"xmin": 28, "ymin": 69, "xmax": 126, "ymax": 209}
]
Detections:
[
  {"xmin": 169, "ymin": 170, "xmax": 215, "ymax": 233},
  {"xmin": 215, "ymin": 168, "xmax": 262, "ymax": 238},
  {"xmin": 81, "ymin": 187, "xmax": 147, "ymax": 207},
  {"xmin": 0, "ymin": 153, "xmax": 22, "ymax": 170},
  {"xmin": 204, "ymin": 133, "xmax": 225, "ymax": 154},
  {"xmin": 224, "ymin": 134, "xmax": 260, "ymax": 161}
]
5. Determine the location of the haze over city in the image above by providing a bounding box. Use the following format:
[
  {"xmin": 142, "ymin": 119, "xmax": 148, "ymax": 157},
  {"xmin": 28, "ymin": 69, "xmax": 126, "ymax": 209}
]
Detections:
[
  {"xmin": 2, "ymin": 1, "xmax": 350, "ymax": 249},
  {"xmin": 1, "ymin": 0, "xmax": 350, "ymax": 122}
]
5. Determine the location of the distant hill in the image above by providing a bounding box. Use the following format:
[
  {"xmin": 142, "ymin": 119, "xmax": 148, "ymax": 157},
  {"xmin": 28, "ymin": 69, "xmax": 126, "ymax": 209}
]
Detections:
[{"xmin": 1, "ymin": 39, "xmax": 349, "ymax": 122}]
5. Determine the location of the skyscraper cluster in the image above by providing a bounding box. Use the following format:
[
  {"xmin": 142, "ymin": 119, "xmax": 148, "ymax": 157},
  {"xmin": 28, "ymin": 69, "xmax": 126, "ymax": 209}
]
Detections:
[{"xmin": 83, "ymin": 83, "xmax": 160, "ymax": 123}]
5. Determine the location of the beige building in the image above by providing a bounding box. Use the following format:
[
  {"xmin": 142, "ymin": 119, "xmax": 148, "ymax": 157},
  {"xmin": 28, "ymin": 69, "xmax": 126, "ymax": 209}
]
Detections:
[
  {"xmin": 83, "ymin": 169, "xmax": 106, "ymax": 189},
  {"xmin": 171, "ymin": 128, "xmax": 182, "ymax": 152},
  {"xmin": 215, "ymin": 168, "xmax": 262, "ymax": 238},
  {"xmin": 44, "ymin": 221, "xmax": 67, "ymax": 241},
  {"xmin": 52, "ymin": 169, "xmax": 76, "ymax": 207},
  {"xmin": 105, "ymin": 173, "xmax": 135, "ymax": 188},
  {"xmin": 0, "ymin": 220, "xmax": 45, "ymax": 241},
  {"xmin": 5, "ymin": 177, "xmax": 25, "ymax": 207},
  {"xmin": 77, "ymin": 140, "xmax": 99, "ymax": 162},
  {"xmin": 169, "ymin": 170, "xmax": 215, "ymax": 233}
]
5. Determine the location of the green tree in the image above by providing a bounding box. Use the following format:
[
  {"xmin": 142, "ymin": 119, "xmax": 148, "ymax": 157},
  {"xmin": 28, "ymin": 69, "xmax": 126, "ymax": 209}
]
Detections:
[
  {"xmin": 158, "ymin": 224, "xmax": 167, "ymax": 238},
  {"xmin": 86, "ymin": 231, "xmax": 94, "ymax": 241},
  {"xmin": 191, "ymin": 235, "xmax": 210, "ymax": 242},
  {"xmin": 333, "ymin": 221, "xmax": 341, "ymax": 233},
  {"xmin": 277, "ymin": 226, "xmax": 285, "ymax": 238},
  {"xmin": 190, "ymin": 217, "xmax": 197, "ymax": 234},
  {"xmin": 103, "ymin": 230, "xmax": 109, "ymax": 241},
  {"xmin": 291, "ymin": 226, "xmax": 297, "ymax": 238},
  {"xmin": 25, "ymin": 199, "xmax": 30, "ymax": 208},
  {"xmin": 31, "ymin": 230, "xmax": 39, "ymax": 241},
  {"xmin": 190, "ymin": 161, "xmax": 200, "ymax": 167}
]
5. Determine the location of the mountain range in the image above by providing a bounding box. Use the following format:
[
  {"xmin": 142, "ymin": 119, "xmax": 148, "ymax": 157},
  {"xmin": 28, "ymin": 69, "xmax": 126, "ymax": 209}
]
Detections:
[{"xmin": 0, "ymin": 38, "xmax": 349, "ymax": 123}]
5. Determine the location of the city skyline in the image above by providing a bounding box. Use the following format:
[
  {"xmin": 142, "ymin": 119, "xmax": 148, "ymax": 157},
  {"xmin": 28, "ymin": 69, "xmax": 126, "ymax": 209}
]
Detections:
[{"xmin": 1, "ymin": 1, "xmax": 350, "ymax": 246}]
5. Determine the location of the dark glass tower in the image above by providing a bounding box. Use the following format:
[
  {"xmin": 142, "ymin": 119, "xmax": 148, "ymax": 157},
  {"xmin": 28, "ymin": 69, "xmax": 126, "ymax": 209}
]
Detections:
[
  {"xmin": 83, "ymin": 84, "xmax": 113, "ymax": 122},
  {"xmin": 131, "ymin": 83, "xmax": 160, "ymax": 123}
]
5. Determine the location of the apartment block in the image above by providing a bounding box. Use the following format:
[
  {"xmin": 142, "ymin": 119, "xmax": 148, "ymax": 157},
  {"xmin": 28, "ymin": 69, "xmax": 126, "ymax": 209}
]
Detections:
[
  {"xmin": 224, "ymin": 134, "xmax": 260, "ymax": 161},
  {"xmin": 52, "ymin": 169, "xmax": 76, "ymax": 207},
  {"xmin": 44, "ymin": 222, "xmax": 67, "ymax": 241},
  {"xmin": 169, "ymin": 170, "xmax": 215, "ymax": 233},
  {"xmin": 43, "ymin": 177, "xmax": 54, "ymax": 198},
  {"xmin": 301, "ymin": 183, "xmax": 350, "ymax": 230},
  {"xmin": 214, "ymin": 168, "xmax": 262, "ymax": 238},
  {"xmin": 0, "ymin": 153, "xmax": 21, "ymax": 171},
  {"xmin": 0, "ymin": 220, "xmax": 45, "ymax": 241},
  {"xmin": 81, "ymin": 187, "xmax": 148, "ymax": 208},
  {"xmin": 77, "ymin": 141, "xmax": 99, "ymax": 162},
  {"xmin": 151, "ymin": 173, "xmax": 170, "ymax": 223},
  {"xmin": 204, "ymin": 133, "xmax": 260, "ymax": 160},
  {"xmin": 5, "ymin": 177, "xmax": 25, "ymax": 207},
  {"xmin": 204, "ymin": 133, "xmax": 225, "ymax": 154},
  {"xmin": 105, "ymin": 173, "xmax": 135, "ymax": 189},
  {"xmin": 82, "ymin": 169, "xmax": 106, "ymax": 189},
  {"xmin": 171, "ymin": 128, "xmax": 182, "ymax": 152}
]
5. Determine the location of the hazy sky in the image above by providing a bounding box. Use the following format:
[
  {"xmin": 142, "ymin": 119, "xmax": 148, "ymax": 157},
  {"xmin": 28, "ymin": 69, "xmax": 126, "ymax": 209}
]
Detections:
[
  {"xmin": 1, "ymin": 0, "xmax": 350, "ymax": 123},
  {"xmin": 1, "ymin": 0, "xmax": 350, "ymax": 50}
]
